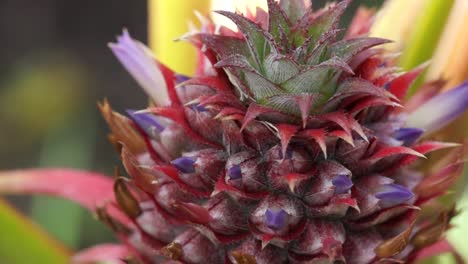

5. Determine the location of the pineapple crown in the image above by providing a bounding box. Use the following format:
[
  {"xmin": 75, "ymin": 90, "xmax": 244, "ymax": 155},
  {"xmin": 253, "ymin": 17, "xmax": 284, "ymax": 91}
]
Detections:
[{"xmin": 196, "ymin": 0, "xmax": 389, "ymax": 123}]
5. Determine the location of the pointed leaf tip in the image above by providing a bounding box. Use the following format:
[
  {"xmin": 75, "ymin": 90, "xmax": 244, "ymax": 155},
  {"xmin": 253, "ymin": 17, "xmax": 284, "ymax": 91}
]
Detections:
[{"xmin": 276, "ymin": 124, "xmax": 299, "ymax": 159}]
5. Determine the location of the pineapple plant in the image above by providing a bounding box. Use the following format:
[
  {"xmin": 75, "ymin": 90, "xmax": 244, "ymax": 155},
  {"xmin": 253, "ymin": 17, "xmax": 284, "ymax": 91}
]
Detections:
[{"xmin": 96, "ymin": 0, "xmax": 468, "ymax": 263}]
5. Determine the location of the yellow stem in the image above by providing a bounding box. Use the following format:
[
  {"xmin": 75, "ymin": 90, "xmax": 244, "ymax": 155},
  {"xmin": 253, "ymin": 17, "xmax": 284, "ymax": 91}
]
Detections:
[{"xmin": 148, "ymin": 0, "xmax": 211, "ymax": 75}]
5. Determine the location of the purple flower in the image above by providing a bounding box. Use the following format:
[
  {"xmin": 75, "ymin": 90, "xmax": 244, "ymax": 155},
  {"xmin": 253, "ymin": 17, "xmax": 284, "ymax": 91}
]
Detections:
[
  {"xmin": 227, "ymin": 165, "xmax": 242, "ymax": 180},
  {"xmin": 109, "ymin": 30, "xmax": 169, "ymax": 106},
  {"xmin": 171, "ymin": 156, "xmax": 196, "ymax": 174},
  {"xmin": 332, "ymin": 174, "xmax": 353, "ymax": 194},
  {"xmin": 393, "ymin": 127, "xmax": 424, "ymax": 145},
  {"xmin": 265, "ymin": 208, "xmax": 288, "ymax": 230},
  {"xmin": 406, "ymin": 81, "xmax": 468, "ymax": 134},
  {"xmin": 375, "ymin": 183, "xmax": 414, "ymax": 208},
  {"xmin": 126, "ymin": 109, "xmax": 165, "ymax": 137}
]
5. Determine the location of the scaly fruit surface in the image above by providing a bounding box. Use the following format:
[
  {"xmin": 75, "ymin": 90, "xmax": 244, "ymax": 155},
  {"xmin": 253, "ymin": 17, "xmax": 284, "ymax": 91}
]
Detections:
[{"xmin": 100, "ymin": 0, "xmax": 468, "ymax": 263}]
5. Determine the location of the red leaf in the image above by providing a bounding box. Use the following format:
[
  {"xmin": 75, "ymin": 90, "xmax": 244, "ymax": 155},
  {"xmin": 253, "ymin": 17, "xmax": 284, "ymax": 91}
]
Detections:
[
  {"xmin": 364, "ymin": 146, "xmax": 425, "ymax": 164},
  {"xmin": 398, "ymin": 141, "xmax": 460, "ymax": 167},
  {"xmin": 319, "ymin": 111, "xmax": 367, "ymax": 142},
  {"xmin": 276, "ymin": 124, "xmax": 300, "ymax": 159},
  {"xmin": 241, "ymin": 103, "xmax": 275, "ymax": 131},
  {"xmin": 72, "ymin": 244, "xmax": 130, "ymax": 264},
  {"xmin": 329, "ymin": 129, "xmax": 354, "ymax": 146},
  {"xmin": 351, "ymin": 96, "xmax": 401, "ymax": 114},
  {"xmin": 0, "ymin": 169, "xmax": 114, "ymax": 211},
  {"xmin": 214, "ymin": 107, "xmax": 245, "ymax": 121},
  {"xmin": 299, "ymin": 128, "xmax": 328, "ymax": 158},
  {"xmin": 388, "ymin": 63, "xmax": 427, "ymax": 100},
  {"xmin": 156, "ymin": 62, "xmax": 181, "ymax": 107}
]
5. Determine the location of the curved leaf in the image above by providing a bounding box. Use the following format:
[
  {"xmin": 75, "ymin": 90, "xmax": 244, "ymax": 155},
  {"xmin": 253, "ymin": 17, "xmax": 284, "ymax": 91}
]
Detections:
[
  {"xmin": 0, "ymin": 169, "xmax": 114, "ymax": 210},
  {"xmin": 72, "ymin": 244, "xmax": 130, "ymax": 264}
]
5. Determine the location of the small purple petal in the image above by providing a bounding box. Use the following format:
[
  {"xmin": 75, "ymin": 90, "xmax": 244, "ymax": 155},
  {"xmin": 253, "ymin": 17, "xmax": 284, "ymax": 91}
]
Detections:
[
  {"xmin": 126, "ymin": 109, "xmax": 165, "ymax": 137},
  {"xmin": 406, "ymin": 81, "xmax": 468, "ymax": 134},
  {"xmin": 375, "ymin": 183, "xmax": 414, "ymax": 208},
  {"xmin": 393, "ymin": 127, "xmax": 424, "ymax": 145},
  {"xmin": 265, "ymin": 209, "xmax": 288, "ymax": 230},
  {"xmin": 190, "ymin": 103, "xmax": 208, "ymax": 112},
  {"xmin": 175, "ymin": 74, "xmax": 191, "ymax": 84},
  {"xmin": 171, "ymin": 156, "xmax": 196, "ymax": 174},
  {"xmin": 332, "ymin": 174, "xmax": 353, "ymax": 194},
  {"xmin": 109, "ymin": 29, "xmax": 169, "ymax": 106},
  {"xmin": 227, "ymin": 165, "xmax": 242, "ymax": 180},
  {"xmin": 278, "ymin": 147, "xmax": 293, "ymax": 159}
]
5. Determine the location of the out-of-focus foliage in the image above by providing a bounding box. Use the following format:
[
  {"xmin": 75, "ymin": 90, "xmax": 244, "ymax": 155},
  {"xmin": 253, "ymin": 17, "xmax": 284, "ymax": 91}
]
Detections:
[
  {"xmin": 426, "ymin": 0, "xmax": 468, "ymax": 90},
  {"xmin": 0, "ymin": 199, "xmax": 70, "ymax": 264},
  {"xmin": 0, "ymin": 53, "xmax": 88, "ymax": 146}
]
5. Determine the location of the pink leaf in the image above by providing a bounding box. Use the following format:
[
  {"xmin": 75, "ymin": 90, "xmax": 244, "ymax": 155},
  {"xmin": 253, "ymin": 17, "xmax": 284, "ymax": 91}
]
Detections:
[
  {"xmin": 410, "ymin": 239, "xmax": 463, "ymax": 264},
  {"xmin": 0, "ymin": 169, "xmax": 114, "ymax": 211},
  {"xmin": 72, "ymin": 244, "xmax": 130, "ymax": 264}
]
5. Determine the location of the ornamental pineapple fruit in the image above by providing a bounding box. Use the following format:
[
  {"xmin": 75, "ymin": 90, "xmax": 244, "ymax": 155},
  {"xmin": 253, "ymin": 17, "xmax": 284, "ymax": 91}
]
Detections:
[{"xmin": 102, "ymin": 0, "xmax": 464, "ymax": 263}]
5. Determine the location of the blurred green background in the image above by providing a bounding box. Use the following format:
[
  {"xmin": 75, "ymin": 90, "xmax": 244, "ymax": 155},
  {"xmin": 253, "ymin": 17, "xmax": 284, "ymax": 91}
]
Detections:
[{"xmin": 0, "ymin": 0, "xmax": 385, "ymax": 255}]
